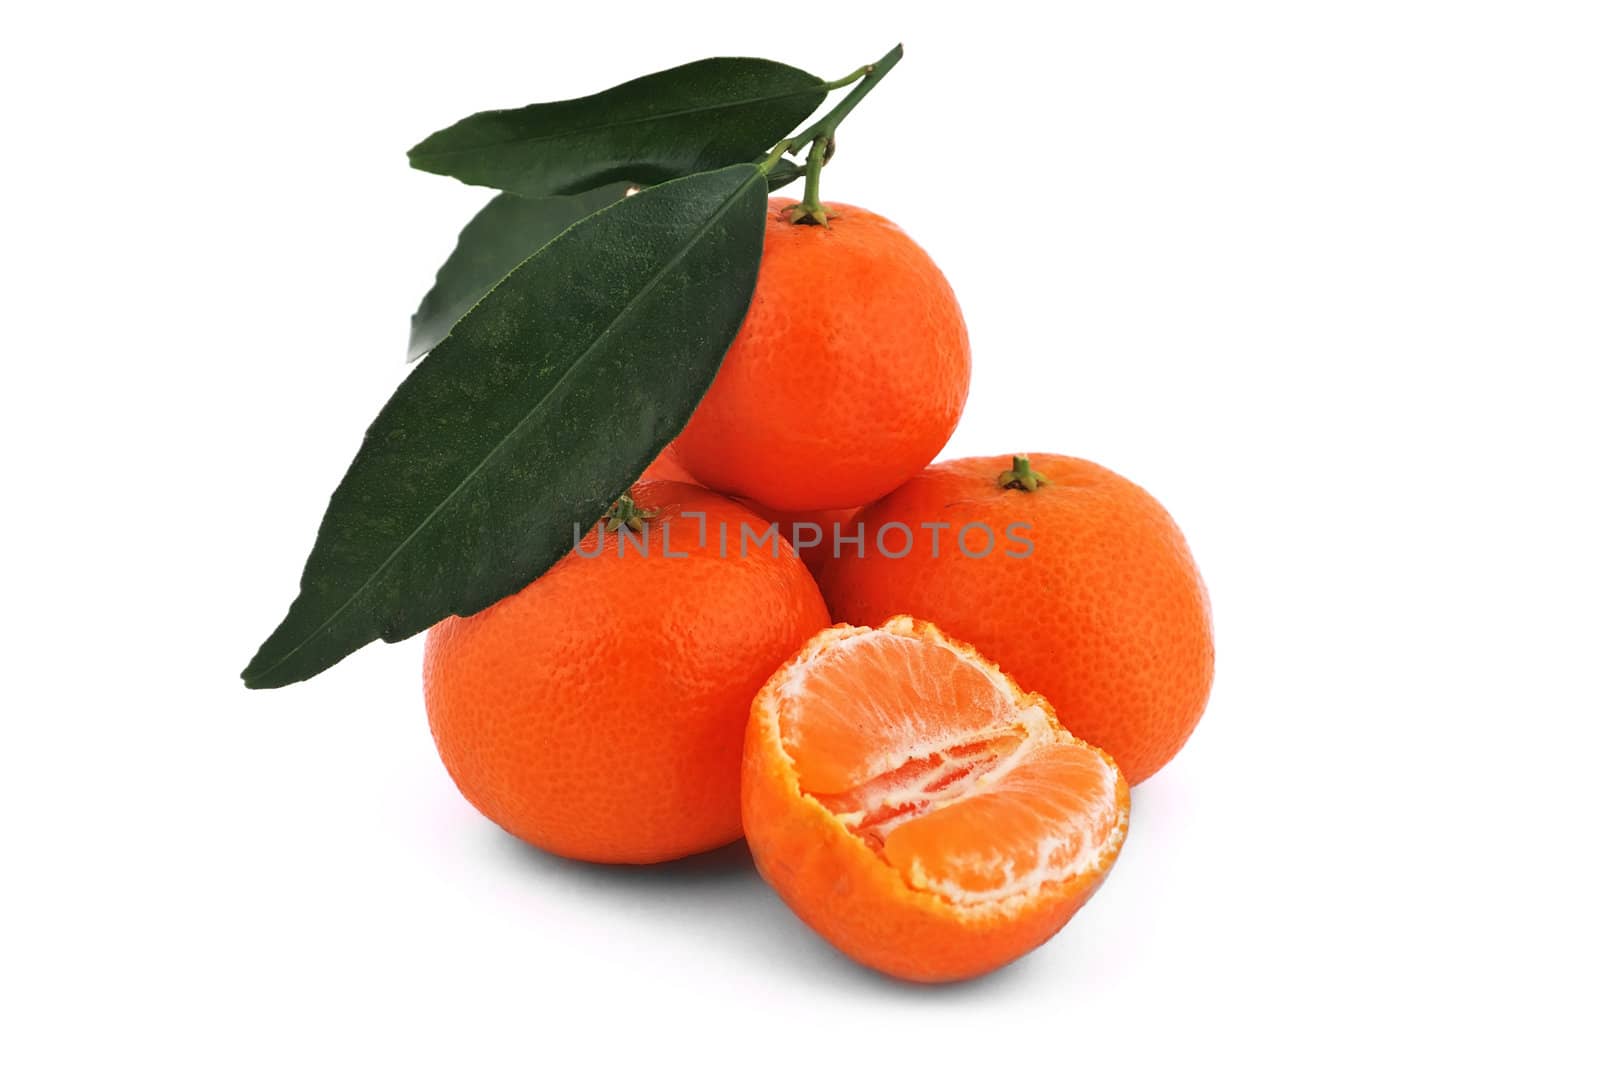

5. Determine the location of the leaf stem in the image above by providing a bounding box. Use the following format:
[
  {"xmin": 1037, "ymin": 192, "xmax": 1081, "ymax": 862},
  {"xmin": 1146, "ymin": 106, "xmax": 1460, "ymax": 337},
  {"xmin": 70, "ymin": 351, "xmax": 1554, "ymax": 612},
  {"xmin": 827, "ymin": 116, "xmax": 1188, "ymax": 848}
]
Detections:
[
  {"xmin": 821, "ymin": 64, "xmax": 871, "ymax": 92},
  {"xmin": 757, "ymin": 140, "xmax": 793, "ymax": 173},
  {"xmin": 780, "ymin": 44, "xmax": 903, "ymax": 225},
  {"xmin": 788, "ymin": 43, "xmax": 903, "ymax": 151}
]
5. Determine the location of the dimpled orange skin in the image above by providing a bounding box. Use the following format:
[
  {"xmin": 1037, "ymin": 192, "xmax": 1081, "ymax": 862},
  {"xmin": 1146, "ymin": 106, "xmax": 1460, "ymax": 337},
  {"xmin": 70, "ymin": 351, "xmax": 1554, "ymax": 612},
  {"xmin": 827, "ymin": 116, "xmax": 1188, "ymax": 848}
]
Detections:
[
  {"xmin": 424, "ymin": 480, "xmax": 830, "ymax": 864},
  {"xmin": 675, "ymin": 199, "xmax": 971, "ymax": 512},
  {"xmin": 743, "ymin": 502, "xmax": 859, "ymax": 579},
  {"xmin": 818, "ymin": 455, "xmax": 1214, "ymax": 786},
  {"xmin": 642, "ymin": 442, "xmax": 855, "ymax": 576},
  {"xmin": 742, "ymin": 620, "xmax": 1131, "ymax": 983}
]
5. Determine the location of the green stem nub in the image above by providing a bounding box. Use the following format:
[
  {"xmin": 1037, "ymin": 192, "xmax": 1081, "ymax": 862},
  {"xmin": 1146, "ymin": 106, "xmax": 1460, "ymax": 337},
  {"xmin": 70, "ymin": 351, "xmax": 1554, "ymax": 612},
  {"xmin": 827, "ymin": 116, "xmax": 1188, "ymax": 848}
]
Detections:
[
  {"xmin": 786, "ymin": 138, "xmax": 833, "ymax": 226},
  {"xmin": 998, "ymin": 455, "xmax": 1049, "ymax": 492},
  {"xmin": 603, "ymin": 493, "xmax": 657, "ymax": 533}
]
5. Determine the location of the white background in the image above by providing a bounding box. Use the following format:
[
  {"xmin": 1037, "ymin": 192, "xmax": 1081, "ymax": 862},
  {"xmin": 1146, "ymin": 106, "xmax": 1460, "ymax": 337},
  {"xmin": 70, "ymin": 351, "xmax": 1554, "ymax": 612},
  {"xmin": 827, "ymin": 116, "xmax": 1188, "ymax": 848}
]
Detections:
[{"xmin": 4, "ymin": 2, "xmax": 1596, "ymax": 1066}]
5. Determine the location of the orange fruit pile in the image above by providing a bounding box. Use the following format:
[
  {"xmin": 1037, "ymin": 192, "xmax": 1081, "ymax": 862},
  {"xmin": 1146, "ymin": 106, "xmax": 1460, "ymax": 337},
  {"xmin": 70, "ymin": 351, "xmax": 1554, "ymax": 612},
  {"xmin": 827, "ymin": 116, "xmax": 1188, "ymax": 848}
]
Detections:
[{"xmin": 423, "ymin": 197, "xmax": 1212, "ymax": 982}]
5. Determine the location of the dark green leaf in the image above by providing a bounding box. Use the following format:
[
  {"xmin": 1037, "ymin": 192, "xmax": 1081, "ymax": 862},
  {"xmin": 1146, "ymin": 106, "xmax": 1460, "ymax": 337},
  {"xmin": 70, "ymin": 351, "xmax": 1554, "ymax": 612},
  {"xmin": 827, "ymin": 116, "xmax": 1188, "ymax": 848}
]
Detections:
[
  {"xmin": 408, "ymin": 183, "xmax": 633, "ymax": 362},
  {"xmin": 407, "ymin": 58, "xmax": 824, "ymax": 197},
  {"xmin": 764, "ymin": 157, "xmax": 806, "ymax": 193},
  {"xmin": 242, "ymin": 165, "xmax": 769, "ymax": 689}
]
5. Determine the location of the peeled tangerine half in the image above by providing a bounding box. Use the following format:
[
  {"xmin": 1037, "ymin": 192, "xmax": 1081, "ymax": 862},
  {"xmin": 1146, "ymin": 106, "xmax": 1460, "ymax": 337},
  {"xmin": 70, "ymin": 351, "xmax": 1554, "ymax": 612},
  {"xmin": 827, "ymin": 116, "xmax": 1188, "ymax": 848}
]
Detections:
[{"xmin": 743, "ymin": 617, "xmax": 1130, "ymax": 982}]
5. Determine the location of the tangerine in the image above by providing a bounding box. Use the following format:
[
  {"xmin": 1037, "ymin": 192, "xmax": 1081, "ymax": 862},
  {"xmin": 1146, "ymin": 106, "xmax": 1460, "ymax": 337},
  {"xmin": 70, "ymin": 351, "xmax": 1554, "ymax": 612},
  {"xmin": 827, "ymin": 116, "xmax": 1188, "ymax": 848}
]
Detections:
[
  {"xmin": 424, "ymin": 480, "xmax": 830, "ymax": 863},
  {"xmin": 675, "ymin": 198, "xmax": 970, "ymax": 511},
  {"xmin": 818, "ymin": 454, "xmax": 1213, "ymax": 785},
  {"xmin": 743, "ymin": 616, "xmax": 1129, "ymax": 982}
]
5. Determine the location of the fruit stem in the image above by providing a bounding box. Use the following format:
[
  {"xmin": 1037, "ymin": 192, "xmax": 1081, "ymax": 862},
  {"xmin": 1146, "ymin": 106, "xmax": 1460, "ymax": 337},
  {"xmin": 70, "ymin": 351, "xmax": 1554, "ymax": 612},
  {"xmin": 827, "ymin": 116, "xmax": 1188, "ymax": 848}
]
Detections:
[
  {"xmin": 998, "ymin": 455, "xmax": 1050, "ymax": 492},
  {"xmin": 603, "ymin": 493, "xmax": 657, "ymax": 533},
  {"xmin": 788, "ymin": 139, "xmax": 833, "ymax": 226}
]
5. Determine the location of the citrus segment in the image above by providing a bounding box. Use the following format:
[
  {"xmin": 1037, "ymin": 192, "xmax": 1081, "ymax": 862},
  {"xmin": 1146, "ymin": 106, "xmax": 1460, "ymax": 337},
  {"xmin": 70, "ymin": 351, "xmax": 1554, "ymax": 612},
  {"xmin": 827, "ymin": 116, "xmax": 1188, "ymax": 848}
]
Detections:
[
  {"xmin": 880, "ymin": 740, "xmax": 1122, "ymax": 905},
  {"xmin": 777, "ymin": 628, "xmax": 1026, "ymax": 795}
]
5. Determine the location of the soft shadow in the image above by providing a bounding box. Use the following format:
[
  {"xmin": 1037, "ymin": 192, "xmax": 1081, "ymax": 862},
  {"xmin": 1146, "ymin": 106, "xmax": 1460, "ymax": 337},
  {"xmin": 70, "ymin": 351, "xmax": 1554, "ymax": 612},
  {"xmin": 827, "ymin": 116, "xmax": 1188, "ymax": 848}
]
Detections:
[
  {"xmin": 830, "ymin": 941, "xmax": 1048, "ymax": 1002},
  {"xmin": 496, "ymin": 833, "xmax": 761, "ymax": 887},
  {"xmin": 486, "ymin": 829, "xmax": 1047, "ymax": 999}
]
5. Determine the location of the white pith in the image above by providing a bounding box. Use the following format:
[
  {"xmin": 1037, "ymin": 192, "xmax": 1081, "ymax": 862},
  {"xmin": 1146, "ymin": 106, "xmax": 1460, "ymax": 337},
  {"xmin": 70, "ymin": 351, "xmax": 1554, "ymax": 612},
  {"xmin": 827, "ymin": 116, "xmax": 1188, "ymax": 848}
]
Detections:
[
  {"xmin": 894, "ymin": 738, "xmax": 1124, "ymax": 905},
  {"xmin": 818, "ymin": 704, "xmax": 1048, "ymax": 835}
]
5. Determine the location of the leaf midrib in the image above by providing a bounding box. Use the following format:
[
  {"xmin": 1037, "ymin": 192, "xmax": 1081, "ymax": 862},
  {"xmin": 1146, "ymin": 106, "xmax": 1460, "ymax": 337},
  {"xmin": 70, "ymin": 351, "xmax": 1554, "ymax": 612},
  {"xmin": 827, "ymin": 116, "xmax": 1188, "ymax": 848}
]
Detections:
[
  {"xmin": 410, "ymin": 87, "xmax": 819, "ymax": 159},
  {"xmin": 245, "ymin": 168, "xmax": 759, "ymax": 685}
]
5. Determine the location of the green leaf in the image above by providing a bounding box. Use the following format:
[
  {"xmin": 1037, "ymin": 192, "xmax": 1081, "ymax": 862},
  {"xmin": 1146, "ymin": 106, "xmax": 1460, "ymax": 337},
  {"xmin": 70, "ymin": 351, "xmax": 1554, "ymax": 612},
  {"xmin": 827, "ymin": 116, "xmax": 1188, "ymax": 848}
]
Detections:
[
  {"xmin": 407, "ymin": 58, "xmax": 824, "ymax": 197},
  {"xmin": 410, "ymin": 168, "xmax": 801, "ymax": 365},
  {"xmin": 242, "ymin": 165, "xmax": 769, "ymax": 689},
  {"xmin": 408, "ymin": 183, "xmax": 633, "ymax": 362},
  {"xmin": 764, "ymin": 157, "xmax": 806, "ymax": 193}
]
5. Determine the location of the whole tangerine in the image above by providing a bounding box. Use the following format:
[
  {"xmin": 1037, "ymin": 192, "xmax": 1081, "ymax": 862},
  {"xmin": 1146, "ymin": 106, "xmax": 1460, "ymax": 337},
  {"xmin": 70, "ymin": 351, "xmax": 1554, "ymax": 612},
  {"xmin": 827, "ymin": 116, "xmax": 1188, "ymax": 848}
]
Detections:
[
  {"xmin": 424, "ymin": 480, "xmax": 830, "ymax": 863},
  {"xmin": 674, "ymin": 198, "xmax": 970, "ymax": 512},
  {"xmin": 818, "ymin": 454, "xmax": 1213, "ymax": 785}
]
